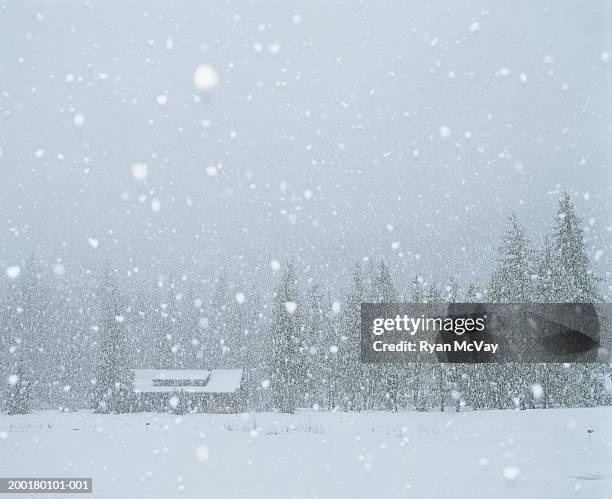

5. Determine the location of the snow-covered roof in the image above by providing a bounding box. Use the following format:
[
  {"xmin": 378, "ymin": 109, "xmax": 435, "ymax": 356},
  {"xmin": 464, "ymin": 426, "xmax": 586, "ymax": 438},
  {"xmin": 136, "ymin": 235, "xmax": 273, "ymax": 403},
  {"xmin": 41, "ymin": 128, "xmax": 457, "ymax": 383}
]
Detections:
[{"xmin": 133, "ymin": 369, "xmax": 243, "ymax": 394}]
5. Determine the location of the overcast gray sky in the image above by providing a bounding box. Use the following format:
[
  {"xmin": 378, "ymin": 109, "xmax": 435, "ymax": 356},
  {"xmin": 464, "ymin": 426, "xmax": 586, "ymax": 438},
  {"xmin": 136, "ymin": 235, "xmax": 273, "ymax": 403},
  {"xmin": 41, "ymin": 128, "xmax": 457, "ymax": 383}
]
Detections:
[{"xmin": 1, "ymin": 0, "xmax": 611, "ymax": 294}]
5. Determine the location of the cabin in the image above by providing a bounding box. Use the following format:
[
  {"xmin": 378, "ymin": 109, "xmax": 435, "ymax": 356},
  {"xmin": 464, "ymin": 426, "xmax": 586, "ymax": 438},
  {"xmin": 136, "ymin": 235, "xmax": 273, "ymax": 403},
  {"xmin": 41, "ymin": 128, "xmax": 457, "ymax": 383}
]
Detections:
[{"xmin": 133, "ymin": 369, "xmax": 244, "ymax": 413}]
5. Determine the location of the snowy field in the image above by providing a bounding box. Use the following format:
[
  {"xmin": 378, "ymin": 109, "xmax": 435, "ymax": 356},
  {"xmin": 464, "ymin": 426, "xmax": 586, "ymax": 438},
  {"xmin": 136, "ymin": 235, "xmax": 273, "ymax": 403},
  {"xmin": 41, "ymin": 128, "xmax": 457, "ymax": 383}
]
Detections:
[{"xmin": 1, "ymin": 408, "xmax": 611, "ymax": 499}]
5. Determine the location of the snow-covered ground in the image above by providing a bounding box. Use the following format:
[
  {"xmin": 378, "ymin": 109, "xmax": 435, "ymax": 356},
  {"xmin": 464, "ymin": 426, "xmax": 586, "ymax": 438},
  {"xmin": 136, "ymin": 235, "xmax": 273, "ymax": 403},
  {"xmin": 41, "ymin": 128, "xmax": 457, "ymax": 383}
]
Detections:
[{"xmin": 1, "ymin": 407, "xmax": 610, "ymax": 499}]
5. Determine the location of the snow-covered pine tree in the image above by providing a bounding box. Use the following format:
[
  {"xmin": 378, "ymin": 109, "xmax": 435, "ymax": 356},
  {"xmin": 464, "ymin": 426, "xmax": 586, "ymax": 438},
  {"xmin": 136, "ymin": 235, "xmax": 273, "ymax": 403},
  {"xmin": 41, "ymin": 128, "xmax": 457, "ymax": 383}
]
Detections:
[
  {"xmin": 93, "ymin": 267, "xmax": 134, "ymax": 413},
  {"xmin": 207, "ymin": 276, "xmax": 232, "ymax": 366},
  {"xmin": 6, "ymin": 364, "xmax": 30, "ymax": 415},
  {"xmin": 464, "ymin": 283, "xmax": 477, "ymax": 302},
  {"xmin": 548, "ymin": 192, "xmax": 602, "ymax": 302},
  {"xmin": 6, "ymin": 257, "xmax": 52, "ymax": 408},
  {"xmin": 489, "ymin": 214, "xmax": 534, "ymax": 303},
  {"xmin": 426, "ymin": 284, "xmax": 442, "ymax": 304},
  {"xmin": 532, "ymin": 194, "xmax": 603, "ymax": 409},
  {"xmin": 268, "ymin": 264, "xmax": 306, "ymax": 413},
  {"xmin": 340, "ymin": 262, "xmax": 370, "ymax": 410},
  {"xmin": 487, "ymin": 217, "xmax": 537, "ymax": 409},
  {"xmin": 411, "ymin": 276, "xmax": 424, "ymax": 303},
  {"xmin": 370, "ymin": 260, "xmax": 404, "ymax": 410},
  {"xmin": 371, "ymin": 260, "xmax": 398, "ymax": 303},
  {"xmin": 303, "ymin": 284, "xmax": 325, "ymax": 408}
]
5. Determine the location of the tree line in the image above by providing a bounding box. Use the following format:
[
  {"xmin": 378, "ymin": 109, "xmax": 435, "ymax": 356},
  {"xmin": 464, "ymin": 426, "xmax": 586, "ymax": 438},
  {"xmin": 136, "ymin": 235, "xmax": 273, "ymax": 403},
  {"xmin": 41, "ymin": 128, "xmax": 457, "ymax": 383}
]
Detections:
[{"xmin": 2, "ymin": 192, "xmax": 610, "ymax": 414}]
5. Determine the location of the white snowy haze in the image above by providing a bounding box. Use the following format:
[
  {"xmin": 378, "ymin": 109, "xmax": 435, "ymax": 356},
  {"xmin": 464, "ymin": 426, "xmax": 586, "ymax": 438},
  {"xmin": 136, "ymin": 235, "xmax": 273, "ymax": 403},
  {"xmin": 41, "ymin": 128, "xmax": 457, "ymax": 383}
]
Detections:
[{"xmin": 0, "ymin": 0, "xmax": 611, "ymax": 291}]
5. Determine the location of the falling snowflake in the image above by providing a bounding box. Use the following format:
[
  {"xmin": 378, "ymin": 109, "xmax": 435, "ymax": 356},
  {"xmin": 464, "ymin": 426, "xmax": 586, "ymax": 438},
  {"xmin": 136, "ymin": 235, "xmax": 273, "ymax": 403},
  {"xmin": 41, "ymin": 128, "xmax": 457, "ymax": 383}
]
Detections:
[
  {"xmin": 439, "ymin": 126, "xmax": 451, "ymax": 139},
  {"xmin": 193, "ymin": 64, "xmax": 219, "ymax": 91},
  {"xmin": 284, "ymin": 301, "xmax": 297, "ymax": 314},
  {"xmin": 503, "ymin": 466, "xmax": 520, "ymax": 481},
  {"xmin": 73, "ymin": 113, "xmax": 85, "ymax": 127},
  {"xmin": 131, "ymin": 163, "xmax": 148, "ymax": 182},
  {"xmin": 6, "ymin": 265, "xmax": 21, "ymax": 280},
  {"xmin": 195, "ymin": 445, "xmax": 209, "ymax": 463}
]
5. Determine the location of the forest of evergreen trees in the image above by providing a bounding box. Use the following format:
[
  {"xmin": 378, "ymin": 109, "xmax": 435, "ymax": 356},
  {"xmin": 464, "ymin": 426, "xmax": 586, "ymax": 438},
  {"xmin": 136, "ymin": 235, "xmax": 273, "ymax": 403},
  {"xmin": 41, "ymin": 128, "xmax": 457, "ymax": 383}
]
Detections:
[{"xmin": 1, "ymin": 193, "xmax": 610, "ymax": 415}]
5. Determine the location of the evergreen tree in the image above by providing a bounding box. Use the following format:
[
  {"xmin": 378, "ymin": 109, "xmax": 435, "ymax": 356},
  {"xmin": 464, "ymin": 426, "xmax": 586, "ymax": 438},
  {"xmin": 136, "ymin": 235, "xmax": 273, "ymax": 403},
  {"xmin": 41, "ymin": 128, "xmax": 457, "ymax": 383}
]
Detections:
[
  {"xmin": 489, "ymin": 214, "xmax": 533, "ymax": 303},
  {"xmin": 303, "ymin": 285, "xmax": 325, "ymax": 408},
  {"xmin": 411, "ymin": 276, "xmax": 424, "ymax": 303},
  {"xmin": 268, "ymin": 264, "xmax": 306, "ymax": 413},
  {"xmin": 447, "ymin": 278, "xmax": 459, "ymax": 303},
  {"xmin": 6, "ymin": 257, "xmax": 52, "ymax": 407},
  {"xmin": 426, "ymin": 284, "xmax": 443, "ymax": 304},
  {"xmin": 93, "ymin": 268, "xmax": 134, "ymax": 413},
  {"xmin": 464, "ymin": 283, "xmax": 477, "ymax": 302},
  {"xmin": 370, "ymin": 261, "xmax": 405, "ymax": 410},
  {"xmin": 340, "ymin": 263, "xmax": 370, "ymax": 410},
  {"xmin": 371, "ymin": 260, "xmax": 398, "ymax": 303},
  {"xmin": 548, "ymin": 192, "xmax": 601, "ymax": 302},
  {"xmin": 6, "ymin": 364, "xmax": 30, "ymax": 415}
]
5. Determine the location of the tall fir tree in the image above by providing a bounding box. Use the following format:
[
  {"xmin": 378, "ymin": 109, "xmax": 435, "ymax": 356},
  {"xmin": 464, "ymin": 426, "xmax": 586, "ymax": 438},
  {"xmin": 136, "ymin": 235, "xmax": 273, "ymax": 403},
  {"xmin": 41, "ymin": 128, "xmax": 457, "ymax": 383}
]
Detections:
[
  {"xmin": 303, "ymin": 284, "xmax": 325, "ymax": 408},
  {"xmin": 489, "ymin": 214, "xmax": 533, "ymax": 303},
  {"xmin": 370, "ymin": 260, "xmax": 398, "ymax": 303},
  {"xmin": 340, "ymin": 263, "xmax": 371, "ymax": 410},
  {"xmin": 548, "ymin": 192, "xmax": 601, "ymax": 302},
  {"xmin": 93, "ymin": 268, "xmax": 134, "ymax": 413},
  {"xmin": 6, "ymin": 364, "xmax": 30, "ymax": 415},
  {"xmin": 268, "ymin": 264, "xmax": 306, "ymax": 413},
  {"xmin": 6, "ymin": 257, "xmax": 51, "ymax": 407},
  {"xmin": 447, "ymin": 278, "xmax": 459, "ymax": 303}
]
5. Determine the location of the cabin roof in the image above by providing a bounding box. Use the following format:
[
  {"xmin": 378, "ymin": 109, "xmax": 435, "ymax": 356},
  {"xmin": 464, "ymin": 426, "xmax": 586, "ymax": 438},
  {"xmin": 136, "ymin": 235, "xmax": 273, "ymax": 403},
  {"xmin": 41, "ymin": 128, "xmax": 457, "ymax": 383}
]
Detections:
[{"xmin": 133, "ymin": 369, "xmax": 243, "ymax": 394}]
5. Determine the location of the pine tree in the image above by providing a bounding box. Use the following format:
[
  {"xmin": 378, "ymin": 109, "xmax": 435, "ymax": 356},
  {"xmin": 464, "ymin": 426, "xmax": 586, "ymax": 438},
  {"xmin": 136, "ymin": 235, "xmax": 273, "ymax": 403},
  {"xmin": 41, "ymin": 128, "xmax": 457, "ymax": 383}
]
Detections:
[
  {"xmin": 426, "ymin": 284, "xmax": 443, "ymax": 304},
  {"xmin": 549, "ymin": 192, "xmax": 601, "ymax": 302},
  {"xmin": 447, "ymin": 278, "xmax": 459, "ymax": 303},
  {"xmin": 371, "ymin": 260, "xmax": 398, "ymax": 303},
  {"xmin": 6, "ymin": 364, "xmax": 30, "ymax": 415},
  {"xmin": 370, "ymin": 260, "xmax": 405, "ymax": 410},
  {"xmin": 93, "ymin": 268, "xmax": 134, "ymax": 413},
  {"xmin": 531, "ymin": 193, "xmax": 602, "ymax": 410},
  {"xmin": 340, "ymin": 263, "xmax": 370, "ymax": 410},
  {"xmin": 6, "ymin": 257, "xmax": 52, "ymax": 408},
  {"xmin": 303, "ymin": 285, "xmax": 325, "ymax": 408},
  {"xmin": 489, "ymin": 214, "xmax": 533, "ymax": 303},
  {"xmin": 268, "ymin": 264, "xmax": 306, "ymax": 413},
  {"xmin": 464, "ymin": 283, "xmax": 477, "ymax": 302},
  {"xmin": 411, "ymin": 276, "xmax": 424, "ymax": 303}
]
